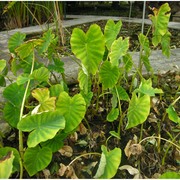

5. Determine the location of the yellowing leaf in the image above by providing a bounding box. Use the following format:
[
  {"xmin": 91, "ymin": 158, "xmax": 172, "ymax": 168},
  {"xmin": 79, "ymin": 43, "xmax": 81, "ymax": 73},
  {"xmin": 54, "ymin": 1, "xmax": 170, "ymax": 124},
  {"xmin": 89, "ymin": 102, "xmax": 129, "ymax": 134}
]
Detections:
[{"xmin": 32, "ymin": 88, "xmax": 56, "ymax": 112}]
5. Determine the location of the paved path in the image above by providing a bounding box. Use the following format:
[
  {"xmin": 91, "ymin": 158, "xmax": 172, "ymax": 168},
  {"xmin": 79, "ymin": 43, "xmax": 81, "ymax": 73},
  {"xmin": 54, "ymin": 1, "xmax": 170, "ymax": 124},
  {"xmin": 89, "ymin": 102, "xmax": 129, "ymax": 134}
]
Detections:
[{"xmin": 0, "ymin": 15, "xmax": 180, "ymax": 83}]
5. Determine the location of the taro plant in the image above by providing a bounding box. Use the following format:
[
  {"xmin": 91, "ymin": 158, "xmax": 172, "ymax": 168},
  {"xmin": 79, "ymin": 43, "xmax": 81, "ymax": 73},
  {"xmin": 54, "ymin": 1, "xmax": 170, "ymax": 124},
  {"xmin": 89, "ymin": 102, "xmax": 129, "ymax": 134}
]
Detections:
[
  {"xmin": 0, "ymin": 29, "xmax": 87, "ymax": 178},
  {"xmin": 70, "ymin": 2, "xmax": 179, "ymax": 177}
]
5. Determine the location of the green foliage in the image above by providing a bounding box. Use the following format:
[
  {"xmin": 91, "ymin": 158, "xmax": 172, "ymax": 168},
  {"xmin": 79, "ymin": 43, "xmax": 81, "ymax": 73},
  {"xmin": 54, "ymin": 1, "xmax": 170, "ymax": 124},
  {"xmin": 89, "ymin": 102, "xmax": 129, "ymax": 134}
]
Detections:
[
  {"xmin": 1, "ymin": 3, "xmax": 176, "ymax": 178},
  {"xmin": 24, "ymin": 146, "xmax": 52, "ymax": 176},
  {"xmin": 94, "ymin": 145, "xmax": 121, "ymax": 179},
  {"xmin": 70, "ymin": 24, "xmax": 105, "ymax": 75},
  {"xmin": 32, "ymin": 88, "xmax": 56, "ymax": 112},
  {"xmin": 56, "ymin": 92, "xmax": 86, "ymax": 133},
  {"xmin": 149, "ymin": 3, "xmax": 171, "ymax": 57},
  {"xmin": 104, "ymin": 19, "xmax": 122, "ymax": 50},
  {"xmin": 99, "ymin": 61, "xmax": 120, "ymax": 89},
  {"xmin": 8, "ymin": 32, "xmax": 26, "ymax": 53},
  {"xmin": 109, "ymin": 37, "xmax": 129, "ymax": 67},
  {"xmin": 159, "ymin": 171, "xmax": 180, "ymax": 179},
  {"xmin": 166, "ymin": 105, "xmax": 180, "ymax": 124},
  {"xmin": 107, "ymin": 108, "xmax": 119, "ymax": 122},
  {"xmin": 18, "ymin": 111, "xmax": 65, "ymax": 147},
  {"xmin": 127, "ymin": 93, "xmax": 150, "ymax": 129}
]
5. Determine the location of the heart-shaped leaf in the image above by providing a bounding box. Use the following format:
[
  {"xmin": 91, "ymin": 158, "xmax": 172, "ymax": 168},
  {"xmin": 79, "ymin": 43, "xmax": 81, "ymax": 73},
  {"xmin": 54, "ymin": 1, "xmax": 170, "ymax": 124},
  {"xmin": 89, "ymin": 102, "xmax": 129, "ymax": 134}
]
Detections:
[
  {"xmin": 107, "ymin": 108, "xmax": 119, "ymax": 122},
  {"xmin": 18, "ymin": 111, "xmax": 65, "ymax": 147},
  {"xmin": 71, "ymin": 24, "xmax": 105, "ymax": 75},
  {"xmin": 94, "ymin": 145, "xmax": 121, "ymax": 179},
  {"xmin": 109, "ymin": 37, "xmax": 129, "ymax": 67},
  {"xmin": 127, "ymin": 93, "xmax": 150, "ymax": 129},
  {"xmin": 0, "ymin": 151, "xmax": 14, "ymax": 179},
  {"xmin": 8, "ymin": 32, "xmax": 26, "ymax": 53},
  {"xmin": 104, "ymin": 19, "xmax": 122, "ymax": 50},
  {"xmin": 56, "ymin": 92, "xmax": 86, "ymax": 133},
  {"xmin": 24, "ymin": 146, "xmax": 52, "ymax": 176},
  {"xmin": 32, "ymin": 88, "xmax": 56, "ymax": 112},
  {"xmin": 99, "ymin": 61, "xmax": 119, "ymax": 89}
]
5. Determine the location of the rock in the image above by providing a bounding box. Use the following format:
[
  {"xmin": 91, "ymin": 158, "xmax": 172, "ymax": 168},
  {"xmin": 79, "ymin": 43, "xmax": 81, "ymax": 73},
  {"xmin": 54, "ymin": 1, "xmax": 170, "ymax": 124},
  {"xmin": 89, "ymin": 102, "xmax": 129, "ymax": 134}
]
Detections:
[{"xmin": 173, "ymin": 11, "xmax": 180, "ymax": 22}]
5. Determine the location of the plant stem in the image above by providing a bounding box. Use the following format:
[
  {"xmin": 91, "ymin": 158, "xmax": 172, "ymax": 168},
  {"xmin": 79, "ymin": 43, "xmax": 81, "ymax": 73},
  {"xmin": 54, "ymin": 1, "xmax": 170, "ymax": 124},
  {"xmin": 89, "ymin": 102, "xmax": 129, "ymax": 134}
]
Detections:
[
  {"xmin": 68, "ymin": 152, "xmax": 101, "ymax": 167},
  {"xmin": 19, "ymin": 51, "xmax": 35, "ymax": 178},
  {"xmin": 139, "ymin": 136, "xmax": 180, "ymax": 150},
  {"xmin": 115, "ymin": 85, "xmax": 122, "ymax": 136}
]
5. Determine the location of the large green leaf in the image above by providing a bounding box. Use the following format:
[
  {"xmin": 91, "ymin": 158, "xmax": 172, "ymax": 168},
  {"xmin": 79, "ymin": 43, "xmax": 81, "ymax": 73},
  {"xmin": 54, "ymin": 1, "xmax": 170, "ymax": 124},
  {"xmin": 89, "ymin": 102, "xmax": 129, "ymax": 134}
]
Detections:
[
  {"xmin": 0, "ymin": 147, "xmax": 20, "ymax": 173},
  {"xmin": 149, "ymin": 3, "xmax": 171, "ymax": 46},
  {"xmin": 18, "ymin": 111, "xmax": 65, "ymax": 147},
  {"xmin": 24, "ymin": 146, "xmax": 52, "ymax": 176},
  {"xmin": 31, "ymin": 67, "xmax": 50, "ymax": 83},
  {"xmin": 99, "ymin": 61, "xmax": 119, "ymax": 89},
  {"xmin": 8, "ymin": 32, "xmax": 26, "ymax": 53},
  {"xmin": 32, "ymin": 88, "xmax": 56, "ymax": 112},
  {"xmin": 94, "ymin": 145, "xmax": 121, "ymax": 179},
  {"xmin": 3, "ymin": 102, "xmax": 20, "ymax": 128},
  {"xmin": 3, "ymin": 82, "xmax": 25, "ymax": 107},
  {"xmin": 127, "ymin": 93, "xmax": 150, "ymax": 129},
  {"xmin": 109, "ymin": 37, "xmax": 129, "ymax": 67},
  {"xmin": 104, "ymin": 19, "xmax": 122, "ymax": 50},
  {"xmin": 56, "ymin": 92, "xmax": 86, "ymax": 133},
  {"xmin": 71, "ymin": 24, "xmax": 105, "ymax": 75},
  {"xmin": 0, "ymin": 151, "xmax": 14, "ymax": 179}
]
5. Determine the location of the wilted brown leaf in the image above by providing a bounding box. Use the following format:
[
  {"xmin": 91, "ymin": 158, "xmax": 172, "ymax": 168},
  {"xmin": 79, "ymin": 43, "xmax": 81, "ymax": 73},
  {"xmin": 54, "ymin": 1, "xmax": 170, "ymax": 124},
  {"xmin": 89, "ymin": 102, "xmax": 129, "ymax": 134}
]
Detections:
[
  {"xmin": 124, "ymin": 138, "xmax": 142, "ymax": 159},
  {"xmin": 69, "ymin": 132, "xmax": 78, "ymax": 142},
  {"xmin": 59, "ymin": 163, "xmax": 78, "ymax": 179},
  {"xmin": 59, "ymin": 145, "xmax": 73, "ymax": 157},
  {"xmin": 78, "ymin": 123, "xmax": 87, "ymax": 135}
]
